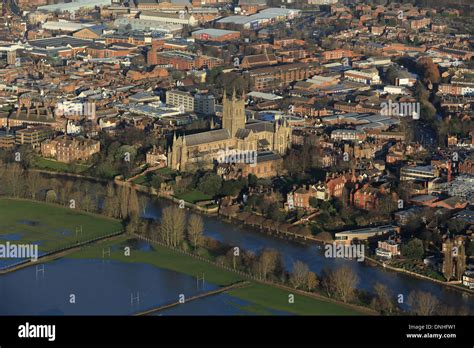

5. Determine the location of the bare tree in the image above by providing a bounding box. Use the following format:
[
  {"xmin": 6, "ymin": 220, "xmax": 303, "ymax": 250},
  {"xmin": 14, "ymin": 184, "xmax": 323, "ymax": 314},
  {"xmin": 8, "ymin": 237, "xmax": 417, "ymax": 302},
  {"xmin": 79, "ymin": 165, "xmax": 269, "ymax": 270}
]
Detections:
[
  {"xmin": 325, "ymin": 265, "xmax": 359, "ymax": 303},
  {"xmin": 255, "ymin": 249, "xmax": 279, "ymax": 281},
  {"xmin": 160, "ymin": 205, "xmax": 187, "ymax": 247},
  {"xmin": 290, "ymin": 260, "xmax": 310, "ymax": 289},
  {"xmin": 442, "ymin": 238, "xmax": 453, "ymax": 281},
  {"xmin": 456, "ymin": 243, "xmax": 466, "ymax": 281},
  {"xmin": 103, "ymin": 183, "xmax": 120, "ymax": 218},
  {"xmin": 4, "ymin": 163, "xmax": 24, "ymax": 197},
  {"xmin": 127, "ymin": 187, "xmax": 140, "ymax": 218},
  {"xmin": 187, "ymin": 214, "xmax": 204, "ymax": 249},
  {"xmin": 119, "ymin": 185, "xmax": 130, "ymax": 219},
  {"xmin": 306, "ymin": 271, "xmax": 318, "ymax": 291},
  {"xmin": 407, "ymin": 290, "xmax": 439, "ymax": 316},
  {"xmin": 371, "ymin": 282, "xmax": 396, "ymax": 314},
  {"xmin": 25, "ymin": 171, "xmax": 43, "ymax": 200}
]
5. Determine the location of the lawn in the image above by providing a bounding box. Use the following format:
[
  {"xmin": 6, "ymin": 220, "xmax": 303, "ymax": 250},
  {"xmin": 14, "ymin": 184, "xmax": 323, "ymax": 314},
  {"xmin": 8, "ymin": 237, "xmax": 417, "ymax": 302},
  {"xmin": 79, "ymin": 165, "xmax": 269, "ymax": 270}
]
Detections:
[
  {"xmin": 0, "ymin": 198, "xmax": 123, "ymax": 254},
  {"xmin": 32, "ymin": 156, "xmax": 90, "ymax": 174},
  {"xmin": 228, "ymin": 283, "xmax": 362, "ymax": 316},
  {"xmin": 132, "ymin": 167, "xmax": 177, "ymax": 186},
  {"xmin": 131, "ymin": 175, "xmax": 148, "ymax": 186},
  {"xmin": 68, "ymin": 236, "xmax": 364, "ymax": 315},
  {"xmin": 175, "ymin": 189, "xmax": 212, "ymax": 204}
]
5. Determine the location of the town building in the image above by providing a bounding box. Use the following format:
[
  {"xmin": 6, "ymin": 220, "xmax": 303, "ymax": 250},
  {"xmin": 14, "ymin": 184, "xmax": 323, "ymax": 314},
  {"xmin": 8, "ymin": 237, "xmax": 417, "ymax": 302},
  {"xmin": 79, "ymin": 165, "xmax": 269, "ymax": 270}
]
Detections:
[
  {"xmin": 41, "ymin": 136, "xmax": 100, "ymax": 163},
  {"xmin": 167, "ymin": 90, "xmax": 291, "ymax": 172},
  {"xmin": 375, "ymin": 240, "xmax": 401, "ymax": 259}
]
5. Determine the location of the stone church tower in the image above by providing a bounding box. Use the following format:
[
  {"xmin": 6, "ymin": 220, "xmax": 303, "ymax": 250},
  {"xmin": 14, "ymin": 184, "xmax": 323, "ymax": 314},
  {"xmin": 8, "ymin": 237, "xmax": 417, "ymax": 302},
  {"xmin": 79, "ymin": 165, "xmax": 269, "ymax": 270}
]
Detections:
[{"xmin": 222, "ymin": 89, "xmax": 246, "ymax": 138}]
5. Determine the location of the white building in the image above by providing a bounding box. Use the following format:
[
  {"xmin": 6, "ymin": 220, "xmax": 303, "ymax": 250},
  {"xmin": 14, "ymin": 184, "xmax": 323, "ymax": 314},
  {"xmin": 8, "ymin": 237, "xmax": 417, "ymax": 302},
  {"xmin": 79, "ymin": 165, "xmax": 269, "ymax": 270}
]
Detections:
[
  {"xmin": 139, "ymin": 12, "xmax": 199, "ymax": 27},
  {"xmin": 66, "ymin": 120, "xmax": 83, "ymax": 135},
  {"xmin": 344, "ymin": 69, "xmax": 381, "ymax": 85}
]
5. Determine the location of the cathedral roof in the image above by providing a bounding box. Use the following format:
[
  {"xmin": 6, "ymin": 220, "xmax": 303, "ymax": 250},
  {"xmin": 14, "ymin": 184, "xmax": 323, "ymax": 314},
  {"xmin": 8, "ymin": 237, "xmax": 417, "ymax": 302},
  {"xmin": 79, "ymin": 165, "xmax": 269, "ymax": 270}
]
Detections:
[
  {"xmin": 245, "ymin": 120, "xmax": 274, "ymax": 133},
  {"xmin": 235, "ymin": 128, "xmax": 251, "ymax": 139},
  {"xmin": 182, "ymin": 128, "xmax": 231, "ymax": 146}
]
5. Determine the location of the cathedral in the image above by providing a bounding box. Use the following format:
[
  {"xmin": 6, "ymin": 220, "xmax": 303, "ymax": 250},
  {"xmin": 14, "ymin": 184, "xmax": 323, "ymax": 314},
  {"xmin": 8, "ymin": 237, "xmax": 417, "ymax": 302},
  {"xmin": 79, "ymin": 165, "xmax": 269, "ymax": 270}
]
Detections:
[{"xmin": 167, "ymin": 89, "xmax": 292, "ymax": 172}]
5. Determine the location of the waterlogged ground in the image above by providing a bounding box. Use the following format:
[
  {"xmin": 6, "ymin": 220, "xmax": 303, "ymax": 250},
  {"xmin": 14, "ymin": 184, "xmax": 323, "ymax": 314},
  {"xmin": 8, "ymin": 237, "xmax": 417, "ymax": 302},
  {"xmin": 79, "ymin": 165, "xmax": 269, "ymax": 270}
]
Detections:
[
  {"xmin": 0, "ymin": 258, "xmax": 219, "ymax": 315},
  {"xmin": 156, "ymin": 292, "xmax": 290, "ymax": 316},
  {"xmin": 0, "ymin": 198, "xmax": 121, "ymax": 269},
  {"xmin": 142, "ymin": 199, "xmax": 474, "ymax": 313}
]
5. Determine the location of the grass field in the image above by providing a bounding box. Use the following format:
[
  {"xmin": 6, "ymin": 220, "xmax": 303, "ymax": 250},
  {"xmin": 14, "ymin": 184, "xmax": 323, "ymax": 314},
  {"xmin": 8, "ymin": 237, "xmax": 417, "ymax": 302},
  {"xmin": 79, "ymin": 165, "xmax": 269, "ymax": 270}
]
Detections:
[
  {"xmin": 175, "ymin": 189, "xmax": 212, "ymax": 204},
  {"xmin": 0, "ymin": 198, "xmax": 123, "ymax": 254},
  {"xmin": 228, "ymin": 283, "xmax": 361, "ymax": 315},
  {"xmin": 132, "ymin": 167, "xmax": 176, "ymax": 186},
  {"xmin": 68, "ymin": 236, "xmax": 363, "ymax": 315},
  {"xmin": 32, "ymin": 156, "xmax": 90, "ymax": 174}
]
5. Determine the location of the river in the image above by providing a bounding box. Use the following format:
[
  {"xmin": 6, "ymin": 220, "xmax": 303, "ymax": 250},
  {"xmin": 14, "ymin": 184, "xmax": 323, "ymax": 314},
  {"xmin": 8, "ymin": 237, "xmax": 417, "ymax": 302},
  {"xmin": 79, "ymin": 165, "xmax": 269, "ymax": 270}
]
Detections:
[
  {"xmin": 1, "ymin": 185, "xmax": 471, "ymax": 314},
  {"xmin": 144, "ymin": 198, "xmax": 473, "ymax": 313}
]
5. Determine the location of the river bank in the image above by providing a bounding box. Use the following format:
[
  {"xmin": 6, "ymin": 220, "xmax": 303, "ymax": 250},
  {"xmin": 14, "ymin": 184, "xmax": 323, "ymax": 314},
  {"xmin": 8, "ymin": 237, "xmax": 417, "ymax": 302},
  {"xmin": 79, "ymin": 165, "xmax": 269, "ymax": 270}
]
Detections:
[
  {"xmin": 24, "ymin": 171, "xmax": 474, "ymax": 310},
  {"xmin": 68, "ymin": 233, "xmax": 374, "ymax": 315}
]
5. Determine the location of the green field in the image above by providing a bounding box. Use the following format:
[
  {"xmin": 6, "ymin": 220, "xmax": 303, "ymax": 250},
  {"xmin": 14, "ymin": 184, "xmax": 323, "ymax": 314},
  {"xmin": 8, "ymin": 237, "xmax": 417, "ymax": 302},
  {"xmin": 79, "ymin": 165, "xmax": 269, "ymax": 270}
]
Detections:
[
  {"xmin": 175, "ymin": 189, "xmax": 212, "ymax": 204},
  {"xmin": 132, "ymin": 167, "xmax": 177, "ymax": 186},
  {"xmin": 0, "ymin": 198, "xmax": 123, "ymax": 254},
  {"xmin": 68, "ymin": 236, "xmax": 364, "ymax": 315},
  {"xmin": 33, "ymin": 156, "xmax": 90, "ymax": 174},
  {"xmin": 229, "ymin": 283, "xmax": 361, "ymax": 315}
]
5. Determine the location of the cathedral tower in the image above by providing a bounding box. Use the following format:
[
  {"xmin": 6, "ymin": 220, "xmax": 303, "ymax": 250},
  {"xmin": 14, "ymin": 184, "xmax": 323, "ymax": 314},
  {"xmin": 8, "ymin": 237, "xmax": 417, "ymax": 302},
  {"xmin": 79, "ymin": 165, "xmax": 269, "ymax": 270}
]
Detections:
[{"xmin": 222, "ymin": 88, "xmax": 246, "ymax": 138}]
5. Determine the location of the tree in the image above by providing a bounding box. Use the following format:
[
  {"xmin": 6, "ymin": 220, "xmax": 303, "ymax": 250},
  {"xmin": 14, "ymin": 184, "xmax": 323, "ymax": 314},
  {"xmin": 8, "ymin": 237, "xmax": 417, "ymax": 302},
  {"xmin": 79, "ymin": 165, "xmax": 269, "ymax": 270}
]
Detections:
[
  {"xmin": 160, "ymin": 205, "xmax": 187, "ymax": 247},
  {"xmin": 127, "ymin": 187, "xmax": 140, "ymax": 218},
  {"xmin": 254, "ymin": 249, "xmax": 279, "ymax": 281},
  {"xmin": 379, "ymin": 194, "xmax": 397, "ymax": 214},
  {"xmin": 25, "ymin": 171, "xmax": 43, "ymax": 200},
  {"xmin": 4, "ymin": 163, "xmax": 24, "ymax": 197},
  {"xmin": 118, "ymin": 185, "xmax": 130, "ymax": 219},
  {"xmin": 103, "ymin": 183, "xmax": 120, "ymax": 218},
  {"xmin": 323, "ymin": 265, "xmax": 359, "ymax": 303},
  {"xmin": 443, "ymin": 238, "xmax": 453, "ymax": 281},
  {"xmin": 371, "ymin": 283, "xmax": 396, "ymax": 314},
  {"xmin": 417, "ymin": 57, "xmax": 440, "ymax": 83},
  {"xmin": 290, "ymin": 260, "xmax": 318, "ymax": 291},
  {"xmin": 197, "ymin": 173, "xmax": 222, "ymax": 197},
  {"xmin": 407, "ymin": 290, "xmax": 439, "ymax": 315},
  {"xmin": 187, "ymin": 214, "xmax": 204, "ymax": 249},
  {"xmin": 290, "ymin": 260, "xmax": 310, "ymax": 289},
  {"xmin": 221, "ymin": 179, "xmax": 245, "ymax": 197},
  {"xmin": 456, "ymin": 243, "xmax": 466, "ymax": 281},
  {"xmin": 306, "ymin": 271, "xmax": 318, "ymax": 291},
  {"xmin": 402, "ymin": 238, "xmax": 425, "ymax": 260}
]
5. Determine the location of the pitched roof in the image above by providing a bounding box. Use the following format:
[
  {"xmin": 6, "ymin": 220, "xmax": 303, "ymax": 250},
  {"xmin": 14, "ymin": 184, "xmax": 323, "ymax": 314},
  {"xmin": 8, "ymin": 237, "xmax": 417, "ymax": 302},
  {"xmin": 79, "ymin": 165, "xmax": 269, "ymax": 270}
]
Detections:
[
  {"xmin": 183, "ymin": 129, "xmax": 231, "ymax": 146},
  {"xmin": 245, "ymin": 120, "xmax": 274, "ymax": 133}
]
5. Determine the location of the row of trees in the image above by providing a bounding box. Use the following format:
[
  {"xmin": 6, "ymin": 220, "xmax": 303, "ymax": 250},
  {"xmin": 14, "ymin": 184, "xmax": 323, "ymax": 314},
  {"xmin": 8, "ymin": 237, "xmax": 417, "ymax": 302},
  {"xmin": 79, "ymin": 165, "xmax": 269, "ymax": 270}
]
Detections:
[
  {"xmin": 1, "ymin": 162, "xmax": 467, "ymax": 315},
  {"xmin": 0, "ymin": 162, "xmax": 144, "ymax": 220}
]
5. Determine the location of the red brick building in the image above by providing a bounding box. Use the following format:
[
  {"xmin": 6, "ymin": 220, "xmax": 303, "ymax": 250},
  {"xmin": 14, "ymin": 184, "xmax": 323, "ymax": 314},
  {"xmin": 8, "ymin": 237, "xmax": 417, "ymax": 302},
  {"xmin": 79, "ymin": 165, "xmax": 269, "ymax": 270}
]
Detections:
[
  {"xmin": 155, "ymin": 51, "xmax": 223, "ymax": 70},
  {"xmin": 245, "ymin": 62, "xmax": 320, "ymax": 91}
]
